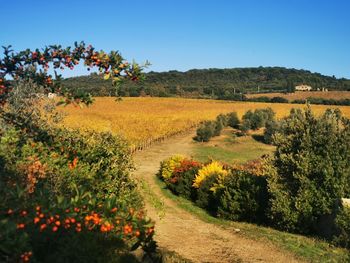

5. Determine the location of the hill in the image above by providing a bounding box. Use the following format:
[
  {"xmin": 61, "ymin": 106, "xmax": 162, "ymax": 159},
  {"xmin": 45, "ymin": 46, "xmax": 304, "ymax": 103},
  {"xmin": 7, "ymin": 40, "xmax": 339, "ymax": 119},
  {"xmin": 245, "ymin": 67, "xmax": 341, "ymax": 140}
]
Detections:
[{"xmin": 62, "ymin": 67, "xmax": 350, "ymax": 99}]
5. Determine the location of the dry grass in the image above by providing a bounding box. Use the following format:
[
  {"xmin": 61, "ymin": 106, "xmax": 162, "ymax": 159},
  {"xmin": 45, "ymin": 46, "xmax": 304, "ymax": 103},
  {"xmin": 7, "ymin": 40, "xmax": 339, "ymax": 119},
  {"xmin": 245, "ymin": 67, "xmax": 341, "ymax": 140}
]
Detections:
[
  {"xmin": 60, "ymin": 97, "xmax": 350, "ymax": 146},
  {"xmin": 247, "ymin": 91, "xmax": 350, "ymax": 100}
]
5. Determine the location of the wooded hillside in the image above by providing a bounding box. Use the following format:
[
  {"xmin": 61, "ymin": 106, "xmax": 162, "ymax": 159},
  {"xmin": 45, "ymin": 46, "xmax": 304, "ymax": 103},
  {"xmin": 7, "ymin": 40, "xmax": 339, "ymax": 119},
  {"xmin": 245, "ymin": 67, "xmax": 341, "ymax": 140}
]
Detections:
[{"xmin": 62, "ymin": 67, "xmax": 350, "ymax": 99}]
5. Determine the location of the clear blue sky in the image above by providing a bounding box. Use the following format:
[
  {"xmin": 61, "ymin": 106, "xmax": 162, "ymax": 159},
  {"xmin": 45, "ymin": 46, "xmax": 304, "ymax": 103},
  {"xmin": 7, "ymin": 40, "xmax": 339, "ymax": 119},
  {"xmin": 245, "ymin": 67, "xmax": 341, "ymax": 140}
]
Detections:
[{"xmin": 1, "ymin": 0, "xmax": 350, "ymax": 78}]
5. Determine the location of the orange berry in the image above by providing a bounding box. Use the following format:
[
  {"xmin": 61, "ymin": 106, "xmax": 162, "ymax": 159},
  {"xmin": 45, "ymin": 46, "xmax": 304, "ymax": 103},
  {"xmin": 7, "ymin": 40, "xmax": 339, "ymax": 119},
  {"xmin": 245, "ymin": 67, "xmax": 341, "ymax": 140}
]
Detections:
[
  {"xmin": 65, "ymin": 219, "xmax": 70, "ymax": 224},
  {"xmin": 7, "ymin": 209, "xmax": 13, "ymax": 215},
  {"xmin": 40, "ymin": 224, "xmax": 47, "ymax": 231},
  {"xmin": 34, "ymin": 217, "xmax": 40, "ymax": 224},
  {"xmin": 52, "ymin": 226, "xmax": 58, "ymax": 232},
  {"xmin": 111, "ymin": 207, "xmax": 117, "ymax": 213},
  {"xmin": 55, "ymin": 221, "xmax": 61, "ymax": 226},
  {"xmin": 39, "ymin": 213, "xmax": 44, "ymax": 218},
  {"xmin": 36, "ymin": 206, "xmax": 41, "ymax": 211},
  {"xmin": 135, "ymin": 230, "xmax": 140, "ymax": 237},
  {"xmin": 70, "ymin": 218, "xmax": 76, "ymax": 224},
  {"xmin": 17, "ymin": 223, "xmax": 25, "ymax": 229},
  {"xmin": 21, "ymin": 210, "xmax": 28, "ymax": 216}
]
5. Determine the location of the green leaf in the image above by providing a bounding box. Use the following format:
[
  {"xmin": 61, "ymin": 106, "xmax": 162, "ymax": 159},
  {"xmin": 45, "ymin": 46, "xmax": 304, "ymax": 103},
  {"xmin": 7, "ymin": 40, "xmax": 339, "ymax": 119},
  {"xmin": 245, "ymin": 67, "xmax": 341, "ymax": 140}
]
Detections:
[{"xmin": 130, "ymin": 240, "xmax": 141, "ymax": 251}]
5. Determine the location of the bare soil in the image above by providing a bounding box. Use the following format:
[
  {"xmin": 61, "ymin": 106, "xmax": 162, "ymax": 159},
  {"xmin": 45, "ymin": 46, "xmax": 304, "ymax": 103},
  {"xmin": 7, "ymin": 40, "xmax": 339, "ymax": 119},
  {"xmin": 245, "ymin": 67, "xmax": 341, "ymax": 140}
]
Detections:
[{"xmin": 132, "ymin": 131, "xmax": 303, "ymax": 263}]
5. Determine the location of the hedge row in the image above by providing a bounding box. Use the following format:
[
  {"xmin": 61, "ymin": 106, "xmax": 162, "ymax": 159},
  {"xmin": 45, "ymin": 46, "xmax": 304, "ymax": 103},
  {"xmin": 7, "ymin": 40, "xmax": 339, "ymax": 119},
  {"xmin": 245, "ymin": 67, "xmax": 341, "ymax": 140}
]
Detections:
[{"xmin": 158, "ymin": 156, "xmax": 269, "ymax": 224}]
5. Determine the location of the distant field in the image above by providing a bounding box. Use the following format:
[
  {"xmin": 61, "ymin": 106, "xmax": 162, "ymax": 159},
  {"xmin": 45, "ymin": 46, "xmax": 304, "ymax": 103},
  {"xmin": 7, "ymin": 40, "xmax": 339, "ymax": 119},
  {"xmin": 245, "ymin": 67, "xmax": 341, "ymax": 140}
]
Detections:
[
  {"xmin": 247, "ymin": 91, "xmax": 350, "ymax": 100},
  {"xmin": 60, "ymin": 97, "xmax": 350, "ymax": 146}
]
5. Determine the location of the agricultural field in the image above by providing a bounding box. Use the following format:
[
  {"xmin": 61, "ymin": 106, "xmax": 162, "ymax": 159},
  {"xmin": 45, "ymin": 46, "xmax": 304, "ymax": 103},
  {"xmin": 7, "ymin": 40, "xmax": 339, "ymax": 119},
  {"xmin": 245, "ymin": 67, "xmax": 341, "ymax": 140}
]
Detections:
[
  {"xmin": 247, "ymin": 91, "xmax": 350, "ymax": 101},
  {"xmin": 60, "ymin": 97, "xmax": 350, "ymax": 147}
]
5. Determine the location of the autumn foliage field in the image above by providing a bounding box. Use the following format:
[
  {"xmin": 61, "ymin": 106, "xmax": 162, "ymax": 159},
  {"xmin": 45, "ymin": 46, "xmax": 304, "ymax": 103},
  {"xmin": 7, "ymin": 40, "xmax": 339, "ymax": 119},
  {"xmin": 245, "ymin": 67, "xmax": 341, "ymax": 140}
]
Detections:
[{"xmin": 61, "ymin": 97, "xmax": 350, "ymax": 147}]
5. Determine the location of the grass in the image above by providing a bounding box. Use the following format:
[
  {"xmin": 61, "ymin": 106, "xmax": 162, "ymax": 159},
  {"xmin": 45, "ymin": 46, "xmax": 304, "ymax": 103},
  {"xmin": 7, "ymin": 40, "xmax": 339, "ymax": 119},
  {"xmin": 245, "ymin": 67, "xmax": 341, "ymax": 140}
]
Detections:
[
  {"xmin": 139, "ymin": 180, "xmax": 165, "ymax": 219},
  {"xmin": 155, "ymin": 178, "xmax": 350, "ymax": 262},
  {"xmin": 193, "ymin": 128, "xmax": 275, "ymax": 164}
]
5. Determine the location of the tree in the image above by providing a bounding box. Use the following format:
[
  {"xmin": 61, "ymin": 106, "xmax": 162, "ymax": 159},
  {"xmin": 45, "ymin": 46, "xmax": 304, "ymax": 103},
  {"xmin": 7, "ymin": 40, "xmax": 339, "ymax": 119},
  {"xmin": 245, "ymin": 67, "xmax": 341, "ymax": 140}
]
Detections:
[
  {"xmin": 0, "ymin": 42, "xmax": 148, "ymax": 106},
  {"xmin": 267, "ymin": 107, "xmax": 350, "ymax": 239}
]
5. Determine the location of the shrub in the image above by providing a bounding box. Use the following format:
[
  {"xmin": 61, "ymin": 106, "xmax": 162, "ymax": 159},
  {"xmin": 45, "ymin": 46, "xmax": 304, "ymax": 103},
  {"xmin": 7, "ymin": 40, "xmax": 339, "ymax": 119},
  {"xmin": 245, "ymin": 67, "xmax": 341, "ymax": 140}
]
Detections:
[
  {"xmin": 216, "ymin": 113, "xmax": 228, "ymax": 127},
  {"xmin": 0, "ymin": 80, "xmax": 155, "ymax": 262},
  {"xmin": 193, "ymin": 161, "xmax": 228, "ymax": 189},
  {"xmin": 0, "ymin": 126, "xmax": 155, "ymax": 262},
  {"xmin": 227, "ymin": 112, "xmax": 240, "ymax": 129},
  {"xmin": 165, "ymin": 159, "xmax": 201, "ymax": 200},
  {"xmin": 270, "ymin": 96, "xmax": 288, "ymax": 103},
  {"xmin": 241, "ymin": 108, "xmax": 275, "ymax": 131},
  {"xmin": 193, "ymin": 121, "xmax": 216, "ymax": 142},
  {"xmin": 263, "ymin": 120, "xmax": 280, "ymax": 144},
  {"xmin": 158, "ymin": 155, "xmax": 185, "ymax": 180},
  {"xmin": 267, "ymin": 107, "xmax": 350, "ymax": 239},
  {"xmin": 215, "ymin": 169, "xmax": 269, "ymax": 223},
  {"xmin": 333, "ymin": 206, "xmax": 350, "ymax": 248},
  {"xmin": 213, "ymin": 119, "xmax": 224, "ymax": 136},
  {"xmin": 195, "ymin": 175, "xmax": 219, "ymax": 213}
]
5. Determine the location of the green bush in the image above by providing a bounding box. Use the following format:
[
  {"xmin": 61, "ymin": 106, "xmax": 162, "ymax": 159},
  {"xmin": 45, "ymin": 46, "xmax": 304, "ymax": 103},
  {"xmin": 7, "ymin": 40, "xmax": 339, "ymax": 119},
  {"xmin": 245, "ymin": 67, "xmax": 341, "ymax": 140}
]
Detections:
[
  {"xmin": 227, "ymin": 112, "xmax": 240, "ymax": 129},
  {"xmin": 267, "ymin": 107, "xmax": 350, "ymax": 239},
  {"xmin": 263, "ymin": 120, "xmax": 280, "ymax": 144},
  {"xmin": 333, "ymin": 206, "xmax": 350, "ymax": 248},
  {"xmin": 195, "ymin": 175, "xmax": 219, "ymax": 214},
  {"xmin": 193, "ymin": 121, "xmax": 216, "ymax": 142},
  {"xmin": 216, "ymin": 113, "xmax": 228, "ymax": 127},
  {"xmin": 215, "ymin": 170, "xmax": 269, "ymax": 223},
  {"xmin": 241, "ymin": 108, "xmax": 275, "ymax": 131},
  {"xmin": 213, "ymin": 119, "xmax": 224, "ymax": 136},
  {"xmin": 270, "ymin": 96, "xmax": 288, "ymax": 103}
]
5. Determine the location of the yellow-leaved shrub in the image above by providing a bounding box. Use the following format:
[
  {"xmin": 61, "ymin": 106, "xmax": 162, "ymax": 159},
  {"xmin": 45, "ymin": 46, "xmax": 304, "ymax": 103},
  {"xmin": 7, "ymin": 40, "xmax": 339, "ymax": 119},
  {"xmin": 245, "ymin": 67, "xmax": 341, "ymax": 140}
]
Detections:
[{"xmin": 193, "ymin": 161, "xmax": 228, "ymax": 188}]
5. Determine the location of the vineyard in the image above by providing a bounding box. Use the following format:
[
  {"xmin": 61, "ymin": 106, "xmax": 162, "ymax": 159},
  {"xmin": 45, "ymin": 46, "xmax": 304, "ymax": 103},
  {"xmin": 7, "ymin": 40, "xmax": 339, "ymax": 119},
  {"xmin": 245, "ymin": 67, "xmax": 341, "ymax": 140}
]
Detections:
[{"xmin": 61, "ymin": 97, "xmax": 350, "ymax": 149}]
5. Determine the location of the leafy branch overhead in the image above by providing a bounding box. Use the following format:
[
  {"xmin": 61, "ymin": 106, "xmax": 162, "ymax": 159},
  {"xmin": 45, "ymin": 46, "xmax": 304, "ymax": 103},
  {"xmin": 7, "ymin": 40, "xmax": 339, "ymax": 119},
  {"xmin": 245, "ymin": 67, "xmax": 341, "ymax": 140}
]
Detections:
[{"xmin": 0, "ymin": 41, "xmax": 150, "ymax": 106}]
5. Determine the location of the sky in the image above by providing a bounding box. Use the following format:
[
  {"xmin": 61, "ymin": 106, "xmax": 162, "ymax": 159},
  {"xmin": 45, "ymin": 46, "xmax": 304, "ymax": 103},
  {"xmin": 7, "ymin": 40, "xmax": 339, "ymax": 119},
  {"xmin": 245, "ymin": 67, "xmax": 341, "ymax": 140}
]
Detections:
[{"xmin": 1, "ymin": 0, "xmax": 350, "ymax": 78}]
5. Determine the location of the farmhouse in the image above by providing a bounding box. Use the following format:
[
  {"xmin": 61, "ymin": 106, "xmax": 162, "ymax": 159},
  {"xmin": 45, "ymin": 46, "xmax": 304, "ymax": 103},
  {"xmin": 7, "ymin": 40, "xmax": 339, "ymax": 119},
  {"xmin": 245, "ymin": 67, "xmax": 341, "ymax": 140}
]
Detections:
[{"xmin": 295, "ymin": 84, "xmax": 312, "ymax": 91}]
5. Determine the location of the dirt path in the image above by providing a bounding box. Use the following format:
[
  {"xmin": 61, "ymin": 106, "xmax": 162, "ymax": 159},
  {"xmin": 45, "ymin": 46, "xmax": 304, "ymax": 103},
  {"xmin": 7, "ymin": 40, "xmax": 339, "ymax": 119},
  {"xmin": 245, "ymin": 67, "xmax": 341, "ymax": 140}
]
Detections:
[{"xmin": 132, "ymin": 132, "xmax": 303, "ymax": 263}]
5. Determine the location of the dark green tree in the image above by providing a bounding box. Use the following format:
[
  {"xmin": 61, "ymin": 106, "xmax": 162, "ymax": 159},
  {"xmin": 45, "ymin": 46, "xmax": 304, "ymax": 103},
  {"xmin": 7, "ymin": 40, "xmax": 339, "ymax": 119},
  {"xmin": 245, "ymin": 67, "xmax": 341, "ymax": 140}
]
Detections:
[{"xmin": 267, "ymin": 107, "xmax": 350, "ymax": 239}]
